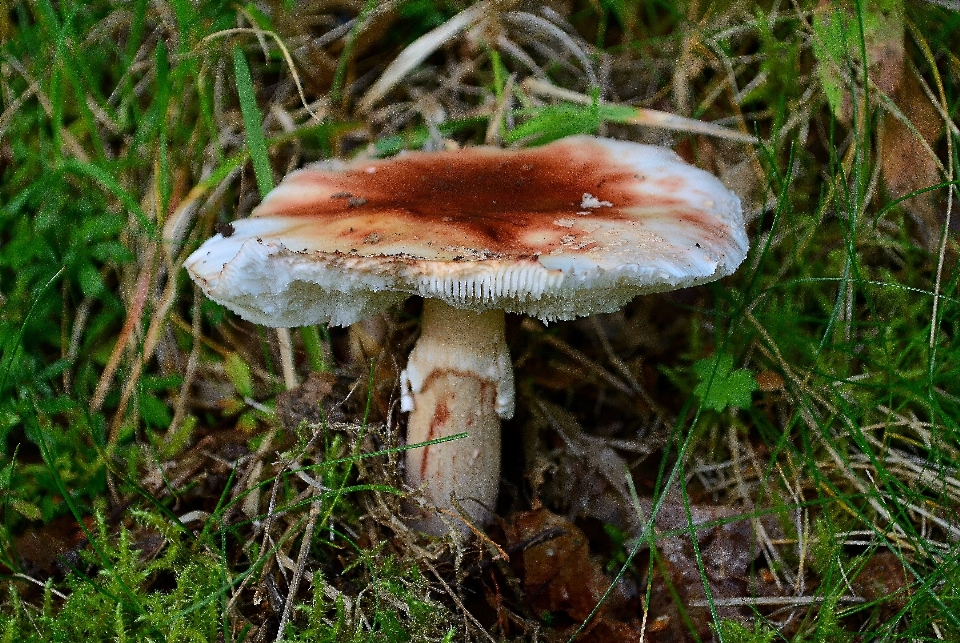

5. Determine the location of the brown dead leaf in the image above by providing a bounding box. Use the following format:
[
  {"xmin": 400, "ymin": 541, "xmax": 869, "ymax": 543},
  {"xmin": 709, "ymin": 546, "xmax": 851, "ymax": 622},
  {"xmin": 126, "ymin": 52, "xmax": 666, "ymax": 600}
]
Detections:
[
  {"xmin": 814, "ymin": 0, "xmax": 905, "ymax": 124},
  {"xmin": 347, "ymin": 314, "xmax": 389, "ymax": 364},
  {"xmin": 643, "ymin": 494, "xmax": 784, "ymax": 642},
  {"xmin": 850, "ymin": 549, "xmax": 910, "ymax": 617},
  {"xmin": 12, "ymin": 515, "xmax": 90, "ymax": 578},
  {"xmin": 881, "ymin": 68, "xmax": 945, "ymax": 250},
  {"xmin": 501, "ymin": 508, "xmax": 644, "ymax": 642},
  {"xmin": 755, "ymin": 370, "xmax": 785, "ymax": 392},
  {"xmin": 865, "ymin": 7, "xmax": 905, "ymax": 100}
]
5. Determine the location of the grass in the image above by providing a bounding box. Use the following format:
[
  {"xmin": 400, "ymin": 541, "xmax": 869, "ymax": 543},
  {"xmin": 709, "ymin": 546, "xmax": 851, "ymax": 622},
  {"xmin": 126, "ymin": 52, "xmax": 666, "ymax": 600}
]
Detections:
[{"xmin": 1, "ymin": 0, "xmax": 959, "ymax": 641}]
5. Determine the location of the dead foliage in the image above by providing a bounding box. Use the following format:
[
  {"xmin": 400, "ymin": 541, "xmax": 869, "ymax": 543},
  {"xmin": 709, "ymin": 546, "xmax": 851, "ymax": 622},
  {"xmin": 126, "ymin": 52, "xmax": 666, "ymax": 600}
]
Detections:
[{"xmin": 496, "ymin": 508, "xmax": 645, "ymax": 642}]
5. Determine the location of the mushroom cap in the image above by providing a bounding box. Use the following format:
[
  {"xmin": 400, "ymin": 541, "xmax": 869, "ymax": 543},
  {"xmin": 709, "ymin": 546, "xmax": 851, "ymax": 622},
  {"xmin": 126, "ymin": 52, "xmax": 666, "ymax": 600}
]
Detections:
[{"xmin": 185, "ymin": 136, "xmax": 748, "ymax": 327}]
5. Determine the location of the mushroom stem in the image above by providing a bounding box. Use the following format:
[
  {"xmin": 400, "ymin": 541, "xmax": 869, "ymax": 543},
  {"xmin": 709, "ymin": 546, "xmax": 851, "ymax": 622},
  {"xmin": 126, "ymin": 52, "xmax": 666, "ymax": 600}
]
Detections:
[{"xmin": 401, "ymin": 299, "xmax": 514, "ymax": 535}]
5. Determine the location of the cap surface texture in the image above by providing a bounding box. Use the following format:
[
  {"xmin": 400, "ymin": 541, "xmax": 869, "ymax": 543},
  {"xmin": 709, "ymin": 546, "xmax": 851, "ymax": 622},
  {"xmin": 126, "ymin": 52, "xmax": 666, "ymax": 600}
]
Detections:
[{"xmin": 185, "ymin": 135, "xmax": 748, "ymax": 327}]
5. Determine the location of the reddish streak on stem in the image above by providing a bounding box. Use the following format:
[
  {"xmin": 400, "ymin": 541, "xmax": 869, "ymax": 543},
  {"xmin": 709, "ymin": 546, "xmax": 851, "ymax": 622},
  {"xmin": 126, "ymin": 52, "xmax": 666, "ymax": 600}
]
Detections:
[{"xmin": 421, "ymin": 400, "xmax": 451, "ymax": 481}]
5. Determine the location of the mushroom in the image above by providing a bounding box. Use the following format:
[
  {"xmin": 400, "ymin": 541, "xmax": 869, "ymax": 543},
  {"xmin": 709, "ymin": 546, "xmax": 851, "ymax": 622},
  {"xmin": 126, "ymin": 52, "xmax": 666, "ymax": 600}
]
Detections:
[{"xmin": 185, "ymin": 135, "xmax": 749, "ymax": 535}]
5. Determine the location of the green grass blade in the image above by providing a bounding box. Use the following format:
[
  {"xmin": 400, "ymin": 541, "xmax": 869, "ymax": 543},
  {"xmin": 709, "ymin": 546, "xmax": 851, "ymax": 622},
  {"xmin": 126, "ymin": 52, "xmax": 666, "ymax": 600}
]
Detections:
[
  {"xmin": 300, "ymin": 326, "xmax": 329, "ymax": 373},
  {"xmin": 59, "ymin": 159, "xmax": 153, "ymax": 233},
  {"xmin": 232, "ymin": 44, "xmax": 273, "ymax": 199},
  {"xmin": 0, "ymin": 268, "xmax": 65, "ymax": 393}
]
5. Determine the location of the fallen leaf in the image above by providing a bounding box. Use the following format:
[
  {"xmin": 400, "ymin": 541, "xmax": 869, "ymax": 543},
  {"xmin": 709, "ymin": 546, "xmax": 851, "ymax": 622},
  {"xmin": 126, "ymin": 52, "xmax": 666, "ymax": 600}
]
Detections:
[
  {"xmin": 501, "ymin": 508, "xmax": 644, "ymax": 642},
  {"xmin": 850, "ymin": 549, "xmax": 910, "ymax": 616},
  {"xmin": 643, "ymin": 493, "xmax": 787, "ymax": 642},
  {"xmin": 755, "ymin": 370, "xmax": 785, "ymax": 392},
  {"xmin": 12, "ymin": 515, "xmax": 89, "ymax": 578},
  {"xmin": 813, "ymin": 0, "xmax": 905, "ymax": 123},
  {"xmin": 881, "ymin": 68, "xmax": 945, "ymax": 250}
]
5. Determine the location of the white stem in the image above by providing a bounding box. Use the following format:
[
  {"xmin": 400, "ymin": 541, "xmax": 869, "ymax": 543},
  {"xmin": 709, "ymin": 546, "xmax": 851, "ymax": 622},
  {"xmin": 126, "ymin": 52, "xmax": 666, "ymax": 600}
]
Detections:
[{"xmin": 401, "ymin": 299, "xmax": 514, "ymax": 535}]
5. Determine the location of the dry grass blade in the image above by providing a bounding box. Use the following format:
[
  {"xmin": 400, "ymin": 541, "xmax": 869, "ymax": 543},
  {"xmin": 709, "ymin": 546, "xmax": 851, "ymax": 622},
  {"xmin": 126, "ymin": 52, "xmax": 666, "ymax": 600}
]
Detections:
[
  {"xmin": 623, "ymin": 106, "xmax": 759, "ymax": 143},
  {"xmin": 91, "ymin": 241, "xmax": 157, "ymax": 413},
  {"xmin": 107, "ymin": 235, "xmax": 186, "ymax": 442},
  {"xmin": 904, "ymin": 25, "xmax": 957, "ymax": 355},
  {"xmin": 525, "ymin": 319, "xmax": 634, "ymax": 396},
  {"xmin": 63, "ymin": 296, "xmax": 92, "ymax": 392},
  {"xmin": 503, "ymin": 12, "xmax": 597, "ymax": 87},
  {"xmin": 4, "ymin": 57, "xmax": 90, "ymax": 161},
  {"xmin": 521, "ymin": 77, "xmax": 759, "ymax": 143},
  {"xmin": 275, "ymin": 498, "xmax": 321, "ymax": 641},
  {"xmin": 358, "ymin": 1, "xmax": 493, "ymax": 112},
  {"xmin": 277, "ymin": 328, "xmax": 298, "ymax": 390},
  {"xmin": 12, "ymin": 573, "xmax": 69, "ymax": 600},
  {"xmin": 0, "ymin": 79, "xmax": 38, "ymax": 139},
  {"xmin": 197, "ymin": 27, "xmax": 323, "ymax": 122},
  {"xmin": 421, "ymin": 558, "xmax": 498, "ymax": 643},
  {"xmin": 166, "ymin": 291, "xmax": 202, "ymax": 439},
  {"xmin": 689, "ymin": 595, "xmax": 865, "ymax": 607}
]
